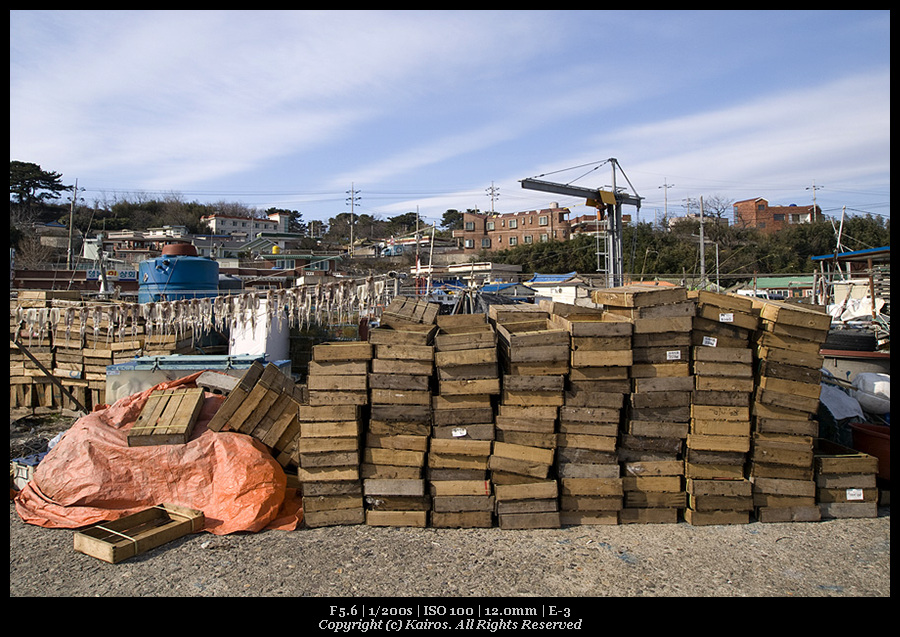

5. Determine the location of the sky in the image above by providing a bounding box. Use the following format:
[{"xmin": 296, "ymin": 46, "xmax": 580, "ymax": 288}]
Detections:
[{"xmin": 10, "ymin": 10, "xmax": 891, "ymax": 231}]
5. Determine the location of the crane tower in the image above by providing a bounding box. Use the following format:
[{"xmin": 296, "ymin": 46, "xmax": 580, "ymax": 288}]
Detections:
[{"xmin": 521, "ymin": 158, "xmax": 642, "ymax": 287}]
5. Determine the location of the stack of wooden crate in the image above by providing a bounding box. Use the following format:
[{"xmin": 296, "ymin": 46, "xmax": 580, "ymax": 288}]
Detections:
[
  {"xmin": 206, "ymin": 362, "xmax": 305, "ymax": 469},
  {"xmin": 429, "ymin": 313, "xmax": 499, "ymax": 528},
  {"xmin": 51, "ymin": 303, "xmax": 85, "ymax": 380},
  {"xmin": 80, "ymin": 309, "xmax": 144, "ymax": 407},
  {"xmin": 594, "ymin": 285, "xmax": 694, "ymax": 525},
  {"xmin": 11, "ymin": 306, "xmax": 56, "ymax": 410},
  {"xmin": 51, "ymin": 305, "xmax": 90, "ymax": 411},
  {"xmin": 684, "ymin": 291, "xmax": 757, "ymax": 525},
  {"xmin": 306, "ymin": 341, "xmax": 371, "ymax": 407},
  {"xmin": 748, "ymin": 299, "xmax": 831, "ymax": 523},
  {"xmin": 363, "ymin": 302, "xmax": 437, "ymax": 528},
  {"xmin": 297, "ymin": 341, "xmax": 371, "ymax": 527},
  {"xmin": 10, "ymin": 297, "xmax": 150, "ymax": 411},
  {"xmin": 813, "ymin": 439, "xmax": 880, "ymax": 519},
  {"xmin": 143, "ymin": 329, "xmax": 196, "ymax": 356},
  {"xmin": 10, "ymin": 341, "xmax": 32, "ymax": 409},
  {"xmin": 296, "ymin": 402, "xmax": 366, "ymax": 527},
  {"xmin": 489, "ymin": 306, "xmax": 566, "ymax": 530},
  {"xmin": 550, "ymin": 305, "xmax": 629, "ymax": 525}
]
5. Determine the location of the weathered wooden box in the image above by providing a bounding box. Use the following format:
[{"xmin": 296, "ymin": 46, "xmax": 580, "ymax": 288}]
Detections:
[
  {"xmin": 74, "ymin": 503, "xmax": 205, "ymax": 563},
  {"xmin": 127, "ymin": 387, "xmax": 205, "ymax": 446}
]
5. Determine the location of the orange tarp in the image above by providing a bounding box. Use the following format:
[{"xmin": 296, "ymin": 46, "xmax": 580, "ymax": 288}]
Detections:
[{"xmin": 14, "ymin": 373, "xmax": 303, "ymax": 534}]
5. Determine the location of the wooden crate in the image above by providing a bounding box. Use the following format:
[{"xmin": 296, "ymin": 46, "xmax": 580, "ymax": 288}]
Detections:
[
  {"xmin": 127, "ymin": 387, "xmax": 205, "ymax": 446},
  {"xmin": 591, "ymin": 284, "xmax": 688, "ymax": 309},
  {"xmin": 814, "ymin": 439, "xmax": 880, "ymax": 518},
  {"xmin": 73, "ymin": 503, "xmax": 204, "ymax": 563}
]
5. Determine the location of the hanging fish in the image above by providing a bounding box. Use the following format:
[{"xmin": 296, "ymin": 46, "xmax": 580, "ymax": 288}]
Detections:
[{"xmin": 64, "ymin": 306, "xmax": 75, "ymax": 348}]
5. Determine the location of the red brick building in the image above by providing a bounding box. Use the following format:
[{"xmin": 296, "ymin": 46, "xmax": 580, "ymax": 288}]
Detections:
[
  {"xmin": 733, "ymin": 197, "xmax": 822, "ymax": 234},
  {"xmin": 452, "ymin": 205, "xmax": 574, "ymax": 253}
]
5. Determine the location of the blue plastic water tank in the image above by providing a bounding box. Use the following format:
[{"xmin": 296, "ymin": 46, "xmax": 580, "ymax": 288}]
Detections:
[{"xmin": 138, "ymin": 243, "xmax": 220, "ymax": 303}]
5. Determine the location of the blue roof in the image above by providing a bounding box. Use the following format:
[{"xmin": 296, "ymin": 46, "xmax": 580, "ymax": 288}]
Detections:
[
  {"xmin": 810, "ymin": 246, "xmax": 890, "ymax": 262},
  {"xmin": 482, "ymin": 282, "xmax": 519, "ymax": 292},
  {"xmin": 527, "ymin": 271, "xmax": 578, "ymax": 283}
]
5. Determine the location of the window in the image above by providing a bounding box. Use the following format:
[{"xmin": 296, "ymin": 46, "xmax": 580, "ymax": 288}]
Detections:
[
  {"xmin": 540, "ymin": 234, "xmax": 549, "ymax": 242},
  {"xmin": 481, "ymin": 238, "xmax": 491, "ymax": 248},
  {"xmin": 524, "ymin": 235, "xmax": 533, "ymax": 244},
  {"xmin": 486, "ymin": 221, "xmax": 495, "ymax": 231},
  {"xmin": 509, "ymin": 219, "xmax": 517, "ymax": 229},
  {"xmin": 539, "ymin": 216, "xmax": 548, "ymax": 226},
  {"xmin": 508, "ymin": 236, "xmax": 518, "ymax": 246},
  {"xmin": 773, "ymin": 214, "xmax": 785, "ymax": 222},
  {"xmin": 465, "ymin": 221, "xmax": 475, "ymax": 231},
  {"xmin": 464, "ymin": 239, "xmax": 474, "ymax": 249}
]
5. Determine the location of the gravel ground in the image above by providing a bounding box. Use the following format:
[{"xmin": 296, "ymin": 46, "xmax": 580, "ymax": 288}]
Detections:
[
  {"xmin": 10, "ymin": 411, "xmax": 891, "ymax": 600},
  {"xmin": 9, "ymin": 503, "xmax": 891, "ymax": 600}
]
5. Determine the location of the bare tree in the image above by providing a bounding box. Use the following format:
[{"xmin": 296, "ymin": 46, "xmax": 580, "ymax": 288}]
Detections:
[
  {"xmin": 700, "ymin": 194, "xmax": 734, "ymax": 220},
  {"xmin": 14, "ymin": 236, "xmax": 57, "ymax": 269}
]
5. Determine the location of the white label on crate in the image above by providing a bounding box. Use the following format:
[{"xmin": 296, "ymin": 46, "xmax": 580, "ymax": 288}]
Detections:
[
  {"xmin": 666, "ymin": 350, "xmax": 682, "ymax": 360},
  {"xmin": 702, "ymin": 336, "xmax": 718, "ymax": 347},
  {"xmin": 719, "ymin": 312, "xmax": 734, "ymax": 323},
  {"xmin": 451, "ymin": 427, "xmax": 468, "ymax": 438},
  {"xmin": 846, "ymin": 488, "xmax": 865, "ymax": 501}
]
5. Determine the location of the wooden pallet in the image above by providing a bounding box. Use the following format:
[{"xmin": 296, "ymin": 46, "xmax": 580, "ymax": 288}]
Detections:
[
  {"xmin": 127, "ymin": 387, "xmax": 205, "ymax": 446},
  {"xmin": 73, "ymin": 503, "xmax": 204, "ymax": 563}
]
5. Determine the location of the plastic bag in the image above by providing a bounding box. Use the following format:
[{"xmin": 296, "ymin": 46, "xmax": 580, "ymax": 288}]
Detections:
[{"xmin": 14, "ymin": 372, "xmax": 303, "ymax": 534}]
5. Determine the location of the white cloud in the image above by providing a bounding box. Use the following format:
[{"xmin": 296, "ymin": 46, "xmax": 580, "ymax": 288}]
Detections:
[
  {"xmin": 12, "ymin": 10, "xmax": 559, "ymax": 188},
  {"xmin": 594, "ymin": 70, "xmax": 890, "ymax": 194}
]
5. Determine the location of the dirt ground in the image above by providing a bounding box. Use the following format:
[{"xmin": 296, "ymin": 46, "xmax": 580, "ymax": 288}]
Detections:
[{"xmin": 10, "ymin": 411, "xmax": 891, "ymax": 600}]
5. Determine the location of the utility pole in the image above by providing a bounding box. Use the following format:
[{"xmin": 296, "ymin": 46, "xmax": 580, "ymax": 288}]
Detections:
[
  {"xmin": 67, "ymin": 178, "xmax": 80, "ymax": 270},
  {"xmin": 806, "ymin": 180, "xmax": 823, "ymax": 221},
  {"xmin": 699, "ymin": 196, "xmax": 706, "ymax": 290},
  {"xmin": 346, "ymin": 183, "xmax": 360, "ymax": 257},
  {"xmin": 486, "ymin": 182, "xmax": 500, "ymax": 213},
  {"xmin": 659, "ymin": 179, "xmax": 674, "ymax": 228}
]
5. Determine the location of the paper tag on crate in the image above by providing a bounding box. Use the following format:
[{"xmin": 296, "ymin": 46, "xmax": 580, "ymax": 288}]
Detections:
[{"xmin": 845, "ymin": 488, "xmax": 865, "ymax": 501}]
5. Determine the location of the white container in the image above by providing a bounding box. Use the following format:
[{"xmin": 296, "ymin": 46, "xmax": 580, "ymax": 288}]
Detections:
[
  {"xmin": 228, "ymin": 296, "xmax": 289, "ymax": 362},
  {"xmin": 852, "ymin": 372, "xmax": 890, "ymax": 415}
]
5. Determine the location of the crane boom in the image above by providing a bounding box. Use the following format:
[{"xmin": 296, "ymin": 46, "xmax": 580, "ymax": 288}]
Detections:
[
  {"xmin": 519, "ymin": 159, "xmax": 642, "ymax": 287},
  {"xmin": 519, "ymin": 178, "xmax": 641, "ymax": 209}
]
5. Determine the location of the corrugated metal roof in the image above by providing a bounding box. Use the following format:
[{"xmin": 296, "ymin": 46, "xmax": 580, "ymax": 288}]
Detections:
[{"xmin": 526, "ymin": 271, "xmax": 578, "ymax": 283}]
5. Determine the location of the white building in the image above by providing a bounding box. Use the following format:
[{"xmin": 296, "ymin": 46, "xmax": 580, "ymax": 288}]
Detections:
[{"xmin": 200, "ymin": 211, "xmax": 291, "ymax": 239}]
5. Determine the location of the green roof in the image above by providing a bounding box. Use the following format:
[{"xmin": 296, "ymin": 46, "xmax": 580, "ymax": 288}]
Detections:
[{"xmin": 746, "ymin": 275, "xmax": 815, "ymax": 289}]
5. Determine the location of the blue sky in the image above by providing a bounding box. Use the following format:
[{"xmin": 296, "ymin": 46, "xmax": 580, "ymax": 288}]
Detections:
[{"xmin": 10, "ymin": 10, "xmax": 890, "ymax": 229}]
